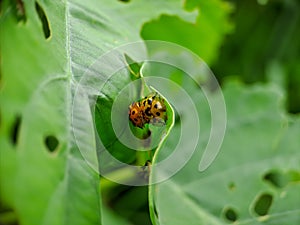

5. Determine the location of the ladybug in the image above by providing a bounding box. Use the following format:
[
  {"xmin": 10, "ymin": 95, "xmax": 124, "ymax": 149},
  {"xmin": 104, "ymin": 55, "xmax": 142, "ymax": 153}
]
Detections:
[
  {"xmin": 128, "ymin": 101, "xmax": 145, "ymax": 128},
  {"xmin": 129, "ymin": 92, "xmax": 167, "ymax": 128},
  {"xmin": 140, "ymin": 93, "xmax": 167, "ymax": 124}
]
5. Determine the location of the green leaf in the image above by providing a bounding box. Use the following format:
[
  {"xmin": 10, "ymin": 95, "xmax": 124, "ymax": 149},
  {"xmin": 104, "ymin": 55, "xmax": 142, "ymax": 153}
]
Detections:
[
  {"xmin": 141, "ymin": 0, "xmax": 233, "ymax": 64},
  {"xmin": 1, "ymin": 0, "xmax": 103, "ymax": 224},
  {"xmin": 101, "ymin": 205, "xmax": 133, "ymax": 225},
  {"xmin": 125, "ymin": 54, "xmax": 143, "ymax": 79},
  {"xmin": 94, "ymin": 62, "xmax": 175, "ymax": 174},
  {"xmin": 149, "ymin": 80, "xmax": 300, "ymax": 225},
  {"xmin": 0, "ymin": 0, "xmax": 198, "ymax": 224}
]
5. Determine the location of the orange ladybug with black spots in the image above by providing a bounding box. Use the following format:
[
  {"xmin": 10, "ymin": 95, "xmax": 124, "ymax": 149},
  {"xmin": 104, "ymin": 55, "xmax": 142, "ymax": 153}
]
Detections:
[
  {"xmin": 129, "ymin": 92, "xmax": 167, "ymax": 128},
  {"xmin": 128, "ymin": 101, "xmax": 145, "ymax": 128},
  {"xmin": 140, "ymin": 93, "xmax": 167, "ymax": 124}
]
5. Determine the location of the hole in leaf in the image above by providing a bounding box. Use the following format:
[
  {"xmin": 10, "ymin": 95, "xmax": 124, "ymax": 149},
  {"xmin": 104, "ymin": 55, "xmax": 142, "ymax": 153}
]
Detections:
[
  {"xmin": 14, "ymin": 0, "xmax": 27, "ymax": 23},
  {"xmin": 253, "ymin": 193, "xmax": 273, "ymax": 216},
  {"xmin": 35, "ymin": 1, "xmax": 51, "ymax": 39},
  {"xmin": 44, "ymin": 135, "xmax": 59, "ymax": 152},
  {"xmin": 10, "ymin": 116, "xmax": 21, "ymax": 145},
  {"xmin": 263, "ymin": 170, "xmax": 289, "ymax": 188},
  {"xmin": 224, "ymin": 207, "xmax": 238, "ymax": 222}
]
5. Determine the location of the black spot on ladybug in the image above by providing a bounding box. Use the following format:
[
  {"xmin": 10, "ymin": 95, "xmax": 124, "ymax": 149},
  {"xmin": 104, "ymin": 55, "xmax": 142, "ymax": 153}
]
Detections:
[
  {"xmin": 147, "ymin": 99, "xmax": 152, "ymax": 105},
  {"xmin": 131, "ymin": 110, "xmax": 136, "ymax": 115},
  {"xmin": 154, "ymin": 104, "xmax": 158, "ymax": 109},
  {"xmin": 145, "ymin": 107, "xmax": 152, "ymax": 116},
  {"xmin": 143, "ymin": 101, "xmax": 146, "ymax": 106},
  {"xmin": 156, "ymin": 112, "xmax": 160, "ymax": 116},
  {"xmin": 134, "ymin": 118, "xmax": 138, "ymax": 122}
]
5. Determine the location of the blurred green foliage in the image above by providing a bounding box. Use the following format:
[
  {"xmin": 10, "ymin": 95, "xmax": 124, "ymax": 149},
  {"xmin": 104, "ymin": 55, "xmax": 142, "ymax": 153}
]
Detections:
[
  {"xmin": 1, "ymin": 0, "xmax": 300, "ymax": 225},
  {"xmin": 141, "ymin": 0, "xmax": 300, "ymax": 114},
  {"xmin": 212, "ymin": 0, "xmax": 300, "ymax": 114}
]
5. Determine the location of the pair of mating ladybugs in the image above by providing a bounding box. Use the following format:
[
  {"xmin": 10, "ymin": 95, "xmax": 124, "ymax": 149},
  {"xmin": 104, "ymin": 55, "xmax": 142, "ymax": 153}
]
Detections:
[{"xmin": 129, "ymin": 92, "xmax": 167, "ymax": 128}]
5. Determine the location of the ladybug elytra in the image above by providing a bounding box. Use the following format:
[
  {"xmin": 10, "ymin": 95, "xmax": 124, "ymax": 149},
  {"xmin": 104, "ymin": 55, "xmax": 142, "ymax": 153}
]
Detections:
[{"xmin": 129, "ymin": 92, "xmax": 167, "ymax": 128}]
